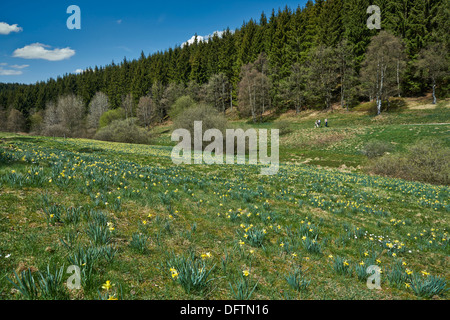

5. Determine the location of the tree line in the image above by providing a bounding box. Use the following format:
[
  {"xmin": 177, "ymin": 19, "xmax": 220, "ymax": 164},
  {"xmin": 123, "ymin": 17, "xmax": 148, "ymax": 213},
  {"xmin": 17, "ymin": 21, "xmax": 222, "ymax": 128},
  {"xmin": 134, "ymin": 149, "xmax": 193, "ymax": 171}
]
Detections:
[{"xmin": 0, "ymin": 0, "xmax": 449, "ymax": 135}]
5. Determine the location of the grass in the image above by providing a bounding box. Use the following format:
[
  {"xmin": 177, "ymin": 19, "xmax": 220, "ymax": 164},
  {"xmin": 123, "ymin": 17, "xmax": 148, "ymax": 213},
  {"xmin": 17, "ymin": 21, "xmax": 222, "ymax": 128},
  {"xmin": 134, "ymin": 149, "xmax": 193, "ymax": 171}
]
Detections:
[{"xmin": 0, "ymin": 98, "xmax": 448, "ymax": 300}]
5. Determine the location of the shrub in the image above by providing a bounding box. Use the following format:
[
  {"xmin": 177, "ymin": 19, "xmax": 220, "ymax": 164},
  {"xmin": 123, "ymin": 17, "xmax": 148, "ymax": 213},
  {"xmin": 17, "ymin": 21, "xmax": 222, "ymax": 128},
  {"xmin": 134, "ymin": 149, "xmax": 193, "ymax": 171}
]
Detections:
[
  {"xmin": 172, "ymin": 103, "xmax": 228, "ymax": 151},
  {"xmin": 371, "ymin": 138, "xmax": 450, "ymax": 185},
  {"xmin": 99, "ymin": 108, "xmax": 126, "ymax": 128},
  {"xmin": 360, "ymin": 140, "xmax": 394, "ymax": 158},
  {"xmin": 169, "ymin": 95, "xmax": 196, "ymax": 120},
  {"xmin": 275, "ymin": 120, "xmax": 292, "ymax": 135},
  {"xmin": 354, "ymin": 98, "xmax": 406, "ymax": 114},
  {"xmin": 94, "ymin": 118, "xmax": 152, "ymax": 144}
]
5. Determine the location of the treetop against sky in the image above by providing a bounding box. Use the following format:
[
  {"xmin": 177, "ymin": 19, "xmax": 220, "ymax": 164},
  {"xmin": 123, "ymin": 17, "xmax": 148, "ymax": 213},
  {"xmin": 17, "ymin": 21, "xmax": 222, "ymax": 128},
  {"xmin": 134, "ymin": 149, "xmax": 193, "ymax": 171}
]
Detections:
[{"xmin": 0, "ymin": 0, "xmax": 307, "ymax": 84}]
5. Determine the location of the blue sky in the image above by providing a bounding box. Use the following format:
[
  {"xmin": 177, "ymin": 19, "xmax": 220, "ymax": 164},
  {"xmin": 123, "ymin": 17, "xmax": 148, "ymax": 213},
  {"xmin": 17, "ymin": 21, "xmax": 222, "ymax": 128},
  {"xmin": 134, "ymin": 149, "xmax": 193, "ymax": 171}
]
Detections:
[{"xmin": 0, "ymin": 0, "xmax": 307, "ymax": 84}]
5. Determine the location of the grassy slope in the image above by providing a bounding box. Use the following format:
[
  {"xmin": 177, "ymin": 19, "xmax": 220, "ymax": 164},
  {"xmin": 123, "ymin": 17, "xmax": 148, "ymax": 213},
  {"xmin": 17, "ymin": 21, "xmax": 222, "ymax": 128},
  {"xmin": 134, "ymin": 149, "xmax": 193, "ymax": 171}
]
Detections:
[{"xmin": 0, "ymin": 97, "xmax": 448, "ymax": 300}]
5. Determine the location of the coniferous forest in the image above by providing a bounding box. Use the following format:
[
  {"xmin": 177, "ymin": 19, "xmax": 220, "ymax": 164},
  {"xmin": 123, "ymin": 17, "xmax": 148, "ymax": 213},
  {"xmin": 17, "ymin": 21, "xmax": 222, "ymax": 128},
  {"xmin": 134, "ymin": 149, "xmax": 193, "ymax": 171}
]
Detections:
[{"xmin": 0, "ymin": 0, "xmax": 449, "ymax": 136}]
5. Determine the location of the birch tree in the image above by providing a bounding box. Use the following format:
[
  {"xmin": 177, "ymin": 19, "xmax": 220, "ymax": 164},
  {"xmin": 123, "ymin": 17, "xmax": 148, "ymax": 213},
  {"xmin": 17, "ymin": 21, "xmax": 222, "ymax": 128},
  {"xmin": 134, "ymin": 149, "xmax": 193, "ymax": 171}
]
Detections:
[
  {"xmin": 136, "ymin": 95, "xmax": 154, "ymax": 128},
  {"xmin": 360, "ymin": 31, "xmax": 405, "ymax": 115},
  {"xmin": 238, "ymin": 63, "xmax": 271, "ymax": 122},
  {"xmin": 415, "ymin": 42, "xmax": 449, "ymax": 105},
  {"xmin": 87, "ymin": 92, "xmax": 109, "ymax": 132}
]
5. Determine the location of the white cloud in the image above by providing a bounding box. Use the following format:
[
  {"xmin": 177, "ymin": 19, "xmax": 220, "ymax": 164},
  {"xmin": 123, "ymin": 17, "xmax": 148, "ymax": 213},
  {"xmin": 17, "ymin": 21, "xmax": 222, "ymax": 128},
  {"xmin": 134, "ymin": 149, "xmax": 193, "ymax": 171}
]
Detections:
[
  {"xmin": 0, "ymin": 67, "xmax": 22, "ymax": 76},
  {"xmin": 9, "ymin": 64, "xmax": 29, "ymax": 69},
  {"xmin": 13, "ymin": 43, "xmax": 75, "ymax": 61},
  {"xmin": 182, "ymin": 30, "xmax": 230, "ymax": 47},
  {"xmin": 75, "ymin": 68, "xmax": 85, "ymax": 74},
  {"xmin": 0, "ymin": 22, "xmax": 22, "ymax": 35},
  {"xmin": 183, "ymin": 35, "xmax": 205, "ymax": 47},
  {"xmin": 0, "ymin": 63, "xmax": 28, "ymax": 76}
]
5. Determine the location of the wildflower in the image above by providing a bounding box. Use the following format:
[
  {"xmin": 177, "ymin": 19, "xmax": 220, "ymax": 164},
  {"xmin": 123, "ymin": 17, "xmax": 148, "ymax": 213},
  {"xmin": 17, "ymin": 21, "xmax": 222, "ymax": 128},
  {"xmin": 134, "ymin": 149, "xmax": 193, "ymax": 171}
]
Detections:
[
  {"xmin": 343, "ymin": 260, "xmax": 349, "ymax": 267},
  {"xmin": 421, "ymin": 270, "xmax": 430, "ymax": 277},
  {"xmin": 359, "ymin": 261, "xmax": 365, "ymax": 266},
  {"xmin": 405, "ymin": 283, "xmax": 410, "ymax": 289},
  {"xmin": 405, "ymin": 269, "xmax": 413, "ymax": 275},
  {"xmin": 170, "ymin": 268, "xmax": 179, "ymax": 279},
  {"xmin": 280, "ymin": 243, "xmax": 284, "ymax": 247},
  {"xmin": 328, "ymin": 254, "xmax": 333, "ymax": 259},
  {"xmin": 376, "ymin": 259, "xmax": 381, "ymax": 264},
  {"xmin": 142, "ymin": 220, "xmax": 147, "ymax": 225},
  {"xmin": 102, "ymin": 280, "xmax": 114, "ymax": 291},
  {"xmin": 392, "ymin": 253, "xmax": 397, "ymax": 257},
  {"xmin": 291, "ymin": 253, "xmax": 297, "ymax": 257},
  {"xmin": 201, "ymin": 252, "xmax": 212, "ymax": 260},
  {"xmin": 242, "ymin": 270, "xmax": 250, "ymax": 277},
  {"xmin": 364, "ymin": 252, "xmax": 369, "ymax": 257},
  {"xmin": 107, "ymin": 295, "xmax": 118, "ymax": 300}
]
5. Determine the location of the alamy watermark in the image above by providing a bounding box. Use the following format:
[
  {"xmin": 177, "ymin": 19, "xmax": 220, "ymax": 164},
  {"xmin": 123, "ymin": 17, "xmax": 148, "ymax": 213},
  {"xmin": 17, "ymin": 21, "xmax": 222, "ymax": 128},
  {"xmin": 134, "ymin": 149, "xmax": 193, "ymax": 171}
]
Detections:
[
  {"xmin": 67, "ymin": 5, "xmax": 81, "ymax": 30},
  {"xmin": 367, "ymin": 5, "xmax": 381, "ymax": 30},
  {"xmin": 171, "ymin": 122, "xmax": 279, "ymax": 176},
  {"xmin": 366, "ymin": 265, "xmax": 382, "ymax": 290}
]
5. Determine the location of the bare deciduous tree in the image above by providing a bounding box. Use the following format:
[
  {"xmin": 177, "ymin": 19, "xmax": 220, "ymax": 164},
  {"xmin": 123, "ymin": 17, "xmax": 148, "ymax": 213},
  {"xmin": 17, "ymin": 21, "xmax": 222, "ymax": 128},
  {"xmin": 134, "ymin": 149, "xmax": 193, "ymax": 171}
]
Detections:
[
  {"xmin": 6, "ymin": 108, "xmax": 25, "ymax": 132},
  {"xmin": 415, "ymin": 42, "xmax": 449, "ymax": 104},
  {"xmin": 360, "ymin": 31, "xmax": 406, "ymax": 114},
  {"xmin": 87, "ymin": 92, "xmax": 109, "ymax": 132},
  {"xmin": 122, "ymin": 93, "xmax": 134, "ymax": 119},
  {"xmin": 238, "ymin": 54, "xmax": 272, "ymax": 122},
  {"xmin": 43, "ymin": 95, "xmax": 85, "ymax": 137},
  {"xmin": 136, "ymin": 95, "xmax": 154, "ymax": 128}
]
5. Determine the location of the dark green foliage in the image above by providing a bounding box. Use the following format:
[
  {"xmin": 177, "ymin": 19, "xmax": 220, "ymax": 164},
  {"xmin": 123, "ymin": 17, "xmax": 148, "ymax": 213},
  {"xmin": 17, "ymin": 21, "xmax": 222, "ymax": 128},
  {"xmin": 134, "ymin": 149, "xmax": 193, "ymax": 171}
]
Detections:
[{"xmin": 0, "ymin": 0, "xmax": 447, "ymax": 127}]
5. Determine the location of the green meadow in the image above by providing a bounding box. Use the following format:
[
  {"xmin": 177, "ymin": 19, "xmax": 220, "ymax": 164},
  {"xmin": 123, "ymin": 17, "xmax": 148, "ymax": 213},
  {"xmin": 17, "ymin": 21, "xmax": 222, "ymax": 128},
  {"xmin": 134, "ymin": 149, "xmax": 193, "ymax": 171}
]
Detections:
[{"xmin": 0, "ymin": 98, "xmax": 449, "ymax": 300}]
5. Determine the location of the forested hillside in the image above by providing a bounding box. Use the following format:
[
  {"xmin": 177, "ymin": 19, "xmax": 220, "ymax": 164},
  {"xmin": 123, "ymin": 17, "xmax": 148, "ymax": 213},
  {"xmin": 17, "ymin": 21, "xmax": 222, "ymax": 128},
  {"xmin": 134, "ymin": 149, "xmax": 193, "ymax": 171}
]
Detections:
[{"xmin": 0, "ymin": 0, "xmax": 449, "ymax": 134}]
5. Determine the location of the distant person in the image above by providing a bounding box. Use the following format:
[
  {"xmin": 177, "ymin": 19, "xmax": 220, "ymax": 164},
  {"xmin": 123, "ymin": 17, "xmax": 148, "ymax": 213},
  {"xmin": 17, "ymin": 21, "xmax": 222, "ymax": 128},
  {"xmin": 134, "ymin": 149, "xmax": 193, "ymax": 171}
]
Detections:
[
  {"xmin": 315, "ymin": 120, "xmax": 318, "ymax": 128},
  {"xmin": 325, "ymin": 119, "xmax": 328, "ymax": 127},
  {"xmin": 318, "ymin": 120, "xmax": 321, "ymax": 127}
]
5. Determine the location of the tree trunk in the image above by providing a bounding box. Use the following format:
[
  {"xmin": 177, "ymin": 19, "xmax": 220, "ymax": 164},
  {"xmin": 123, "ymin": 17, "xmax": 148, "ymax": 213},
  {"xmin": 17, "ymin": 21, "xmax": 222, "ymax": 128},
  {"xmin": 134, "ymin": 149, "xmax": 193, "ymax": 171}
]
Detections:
[
  {"xmin": 397, "ymin": 60, "xmax": 401, "ymax": 97},
  {"xmin": 230, "ymin": 87, "xmax": 233, "ymax": 111},
  {"xmin": 432, "ymin": 80, "xmax": 437, "ymax": 105}
]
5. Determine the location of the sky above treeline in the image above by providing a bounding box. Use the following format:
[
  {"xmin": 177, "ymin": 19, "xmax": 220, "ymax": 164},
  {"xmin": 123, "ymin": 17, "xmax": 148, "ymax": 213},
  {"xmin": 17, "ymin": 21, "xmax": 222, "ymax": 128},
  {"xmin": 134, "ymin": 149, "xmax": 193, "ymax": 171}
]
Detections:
[{"xmin": 0, "ymin": 0, "xmax": 308, "ymax": 84}]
